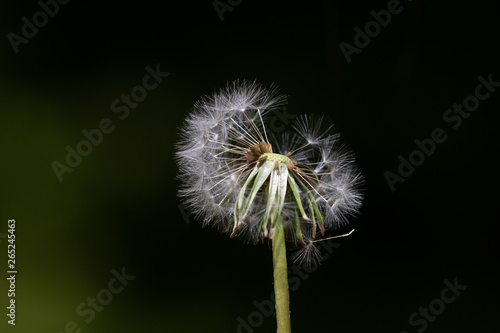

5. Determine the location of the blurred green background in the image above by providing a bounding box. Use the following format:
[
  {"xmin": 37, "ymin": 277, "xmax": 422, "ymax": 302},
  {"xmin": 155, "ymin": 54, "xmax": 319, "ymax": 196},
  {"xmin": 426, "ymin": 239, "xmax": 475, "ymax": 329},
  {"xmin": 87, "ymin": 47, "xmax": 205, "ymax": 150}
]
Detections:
[{"xmin": 0, "ymin": 0, "xmax": 499, "ymax": 332}]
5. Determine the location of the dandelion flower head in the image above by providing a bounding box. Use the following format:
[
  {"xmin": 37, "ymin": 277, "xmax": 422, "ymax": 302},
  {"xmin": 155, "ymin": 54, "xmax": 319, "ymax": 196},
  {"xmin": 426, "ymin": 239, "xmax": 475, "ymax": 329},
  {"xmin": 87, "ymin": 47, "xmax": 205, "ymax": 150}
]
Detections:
[{"xmin": 176, "ymin": 81, "xmax": 363, "ymax": 264}]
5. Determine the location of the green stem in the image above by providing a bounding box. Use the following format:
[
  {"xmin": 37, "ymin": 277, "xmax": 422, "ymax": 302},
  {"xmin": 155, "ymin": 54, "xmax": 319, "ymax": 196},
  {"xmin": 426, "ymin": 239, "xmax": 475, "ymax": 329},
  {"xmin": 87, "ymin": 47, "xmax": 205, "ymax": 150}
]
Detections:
[{"xmin": 272, "ymin": 216, "xmax": 292, "ymax": 333}]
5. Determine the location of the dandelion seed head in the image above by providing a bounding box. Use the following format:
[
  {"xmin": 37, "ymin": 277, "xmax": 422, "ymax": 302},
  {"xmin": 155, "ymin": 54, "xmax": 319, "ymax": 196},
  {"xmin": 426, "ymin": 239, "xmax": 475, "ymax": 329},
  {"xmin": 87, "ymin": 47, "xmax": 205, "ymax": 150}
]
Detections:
[{"xmin": 176, "ymin": 80, "xmax": 364, "ymax": 263}]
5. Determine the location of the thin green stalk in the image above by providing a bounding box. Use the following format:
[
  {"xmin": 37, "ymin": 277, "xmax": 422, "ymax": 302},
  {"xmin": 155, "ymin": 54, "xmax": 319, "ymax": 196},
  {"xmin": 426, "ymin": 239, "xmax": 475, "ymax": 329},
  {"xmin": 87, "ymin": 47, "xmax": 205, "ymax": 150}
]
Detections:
[{"xmin": 272, "ymin": 216, "xmax": 291, "ymax": 333}]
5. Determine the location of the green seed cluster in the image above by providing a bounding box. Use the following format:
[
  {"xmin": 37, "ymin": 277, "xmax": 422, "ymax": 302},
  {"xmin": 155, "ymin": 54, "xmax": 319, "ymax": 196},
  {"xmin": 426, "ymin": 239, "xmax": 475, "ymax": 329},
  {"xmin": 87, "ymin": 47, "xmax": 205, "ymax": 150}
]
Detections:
[{"xmin": 261, "ymin": 153, "xmax": 291, "ymax": 164}]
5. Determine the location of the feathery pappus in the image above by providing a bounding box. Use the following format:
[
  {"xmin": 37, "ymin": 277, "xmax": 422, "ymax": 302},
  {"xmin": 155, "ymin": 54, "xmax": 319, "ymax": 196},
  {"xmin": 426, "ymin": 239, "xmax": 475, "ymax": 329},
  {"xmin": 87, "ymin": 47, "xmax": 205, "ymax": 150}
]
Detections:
[{"xmin": 176, "ymin": 81, "xmax": 363, "ymax": 265}]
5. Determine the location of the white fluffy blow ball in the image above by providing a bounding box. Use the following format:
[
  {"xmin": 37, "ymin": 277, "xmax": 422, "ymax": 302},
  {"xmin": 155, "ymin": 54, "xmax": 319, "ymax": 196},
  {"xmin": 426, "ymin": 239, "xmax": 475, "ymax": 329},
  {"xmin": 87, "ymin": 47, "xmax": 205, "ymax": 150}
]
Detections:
[{"xmin": 176, "ymin": 81, "xmax": 363, "ymax": 265}]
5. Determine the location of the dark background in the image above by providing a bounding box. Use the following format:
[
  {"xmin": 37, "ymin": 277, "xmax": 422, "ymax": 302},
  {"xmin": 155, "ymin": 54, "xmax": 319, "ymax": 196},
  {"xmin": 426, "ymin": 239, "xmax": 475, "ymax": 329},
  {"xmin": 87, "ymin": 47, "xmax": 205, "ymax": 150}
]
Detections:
[{"xmin": 1, "ymin": 0, "xmax": 498, "ymax": 332}]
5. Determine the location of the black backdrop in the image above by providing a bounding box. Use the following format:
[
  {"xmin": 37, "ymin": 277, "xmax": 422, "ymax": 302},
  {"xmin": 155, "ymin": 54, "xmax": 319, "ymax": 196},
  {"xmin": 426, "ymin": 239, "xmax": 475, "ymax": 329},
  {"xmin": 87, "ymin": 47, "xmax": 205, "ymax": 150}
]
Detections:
[{"xmin": 1, "ymin": 1, "xmax": 499, "ymax": 332}]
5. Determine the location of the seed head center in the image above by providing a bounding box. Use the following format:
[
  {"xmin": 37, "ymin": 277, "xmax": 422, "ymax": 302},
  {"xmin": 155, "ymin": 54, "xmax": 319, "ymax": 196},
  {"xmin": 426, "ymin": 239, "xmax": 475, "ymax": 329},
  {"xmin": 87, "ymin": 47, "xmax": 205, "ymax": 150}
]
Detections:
[
  {"xmin": 260, "ymin": 152, "xmax": 291, "ymax": 164},
  {"xmin": 246, "ymin": 142, "xmax": 293, "ymax": 167}
]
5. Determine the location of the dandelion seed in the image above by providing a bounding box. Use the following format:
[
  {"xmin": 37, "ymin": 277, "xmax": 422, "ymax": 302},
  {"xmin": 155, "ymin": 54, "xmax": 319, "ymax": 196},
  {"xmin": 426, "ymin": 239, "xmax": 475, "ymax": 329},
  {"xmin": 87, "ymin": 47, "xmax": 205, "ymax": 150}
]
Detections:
[
  {"xmin": 291, "ymin": 241, "xmax": 323, "ymax": 267},
  {"xmin": 176, "ymin": 80, "xmax": 364, "ymax": 332}
]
